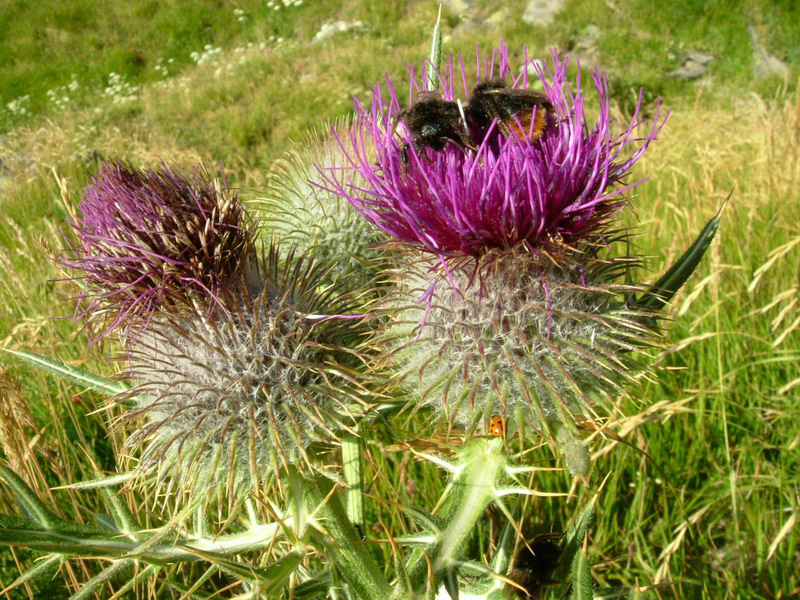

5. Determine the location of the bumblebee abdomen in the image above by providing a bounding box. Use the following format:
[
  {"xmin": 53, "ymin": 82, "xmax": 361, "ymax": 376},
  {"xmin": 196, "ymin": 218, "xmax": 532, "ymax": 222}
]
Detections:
[{"xmin": 503, "ymin": 108, "xmax": 548, "ymax": 142}]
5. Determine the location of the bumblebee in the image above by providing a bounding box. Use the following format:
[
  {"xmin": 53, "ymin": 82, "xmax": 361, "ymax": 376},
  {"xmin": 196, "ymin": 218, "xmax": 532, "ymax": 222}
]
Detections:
[
  {"xmin": 466, "ymin": 78, "xmax": 553, "ymax": 144},
  {"xmin": 505, "ymin": 533, "xmax": 564, "ymax": 599},
  {"xmin": 489, "ymin": 415, "xmax": 506, "ymax": 437},
  {"xmin": 394, "ymin": 90, "xmax": 476, "ymax": 160}
]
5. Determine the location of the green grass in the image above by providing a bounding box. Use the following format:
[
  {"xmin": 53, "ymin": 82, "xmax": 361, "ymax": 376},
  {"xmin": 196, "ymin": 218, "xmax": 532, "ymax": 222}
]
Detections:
[{"xmin": 1, "ymin": 0, "xmax": 798, "ymax": 598}]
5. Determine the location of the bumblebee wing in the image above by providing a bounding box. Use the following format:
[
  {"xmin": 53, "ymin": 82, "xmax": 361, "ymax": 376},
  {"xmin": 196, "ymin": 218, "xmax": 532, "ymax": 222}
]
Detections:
[{"xmin": 482, "ymin": 87, "xmax": 553, "ymax": 111}]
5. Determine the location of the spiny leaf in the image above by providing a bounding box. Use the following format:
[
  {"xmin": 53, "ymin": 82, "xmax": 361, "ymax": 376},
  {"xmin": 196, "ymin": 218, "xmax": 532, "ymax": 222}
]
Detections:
[
  {"xmin": 101, "ymin": 488, "xmax": 141, "ymax": 536},
  {"xmin": 293, "ymin": 571, "xmax": 333, "ymax": 599},
  {"xmin": 161, "ymin": 565, "xmax": 219, "ymax": 600},
  {"xmin": 55, "ymin": 472, "xmax": 134, "ymax": 490},
  {"xmin": 0, "ymin": 513, "xmax": 124, "ymax": 556},
  {"xmin": 341, "ymin": 432, "xmax": 365, "ymax": 536},
  {"xmin": 556, "ymin": 501, "xmax": 595, "ymax": 582},
  {"xmin": 68, "ymin": 559, "xmax": 133, "ymax": 600},
  {"xmin": 181, "ymin": 549, "xmax": 302, "ymax": 595},
  {"xmin": 444, "ymin": 567, "xmax": 460, "ymax": 599},
  {"xmin": 569, "ymin": 550, "xmax": 592, "ymax": 600},
  {"xmin": 426, "ymin": 5, "xmax": 443, "ymax": 90},
  {"xmin": 637, "ymin": 195, "xmax": 729, "ymax": 312},
  {"xmin": 0, "ymin": 554, "xmax": 64, "ymax": 595},
  {"xmin": 491, "ymin": 513, "xmax": 517, "ymax": 574},
  {"xmin": 3, "ymin": 349, "xmax": 128, "ymax": 396},
  {"xmin": 105, "ymin": 563, "xmax": 159, "ymax": 599},
  {"xmin": 0, "ymin": 468, "xmax": 64, "ymax": 528}
]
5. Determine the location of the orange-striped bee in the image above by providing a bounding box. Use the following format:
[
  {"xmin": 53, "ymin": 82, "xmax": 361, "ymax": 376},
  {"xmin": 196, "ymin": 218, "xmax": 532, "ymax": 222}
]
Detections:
[
  {"xmin": 466, "ymin": 78, "xmax": 553, "ymax": 144},
  {"xmin": 489, "ymin": 415, "xmax": 506, "ymax": 437}
]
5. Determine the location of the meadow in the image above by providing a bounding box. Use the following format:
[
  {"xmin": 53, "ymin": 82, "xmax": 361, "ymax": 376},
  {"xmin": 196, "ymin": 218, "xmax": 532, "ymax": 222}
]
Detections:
[{"xmin": 0, "ymin": 0, "xmax": 798, "ymax": 598}]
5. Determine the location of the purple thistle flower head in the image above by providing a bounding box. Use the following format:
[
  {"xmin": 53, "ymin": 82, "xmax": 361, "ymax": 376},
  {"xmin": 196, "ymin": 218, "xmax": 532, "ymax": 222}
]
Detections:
[
  {"xmin": 60, "ymin": 160, "xmax": 254, "ymax": 343},
  {"xmin": 321, "ymin": 43, "xmax": 668, "ymax": 259}
]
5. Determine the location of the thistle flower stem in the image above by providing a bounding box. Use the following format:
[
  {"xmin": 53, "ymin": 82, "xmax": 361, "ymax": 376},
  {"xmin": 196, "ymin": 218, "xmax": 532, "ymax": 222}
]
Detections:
[
  {"xmin": 404, "ymin": 438, "xmax": 506, "ymax": 594},
  {"xmin": 342, "ymin": 431, "xmax": 365, "ymax": 537},
  {"xmin": 303, "ymin": 476, "xmax": 391, "ymax": 600}
]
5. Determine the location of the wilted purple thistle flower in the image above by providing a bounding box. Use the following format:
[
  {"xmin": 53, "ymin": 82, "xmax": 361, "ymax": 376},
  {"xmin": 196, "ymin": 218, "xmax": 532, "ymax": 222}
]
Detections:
[
  {"xmin": 119, "ymin": 244, "xmax": 375, "ymax": 499},
  {"xmin": 322, "ymin": 46, "xmax": 666, "ymax": 258},
  {"xmin": 321, "ymin": 44, "xmax": 669, "ymax": 474},
  {"xmin": 60, "ymin": 160, "xmax": 254, "ymax": 343}
]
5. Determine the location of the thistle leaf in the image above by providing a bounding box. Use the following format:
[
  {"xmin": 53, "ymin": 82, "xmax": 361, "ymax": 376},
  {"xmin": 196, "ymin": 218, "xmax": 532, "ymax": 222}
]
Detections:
[
  {"xmin": 444, "ymin": 566, "xmax": 460, "ymax": 600},
  {"xmin": 183, "ymin": 549, "xmax": 302, "ymax": 595},
  {"xmin": 638, "ymin": 195, "xmax": 729, "ymax": 311},
  {"xmin": 569, "ymin": 550, "xmax": 593, "ymax": 600},
  {"xmin": 167, "ymin": 564, "xmax": 219, "ymax": 599},
  {"xmin": 1, "ymin": 553, "xmax": 64, "ymax": 594},
  {"xmin": 293, "ymin": 571, "xmax": 333, "ymax": 598},
  {"xmin": 491, "ymin": 514, "xmax": 517, "ymax": 574},
  {"xmin": 68, "ymin": 559, "xmax": 133, "ymax": 600},
  {"xmin": 341, "ymin": 433, "xmax": 365, "ymax": 536},
  {"xmin": 101, "ymin": 487, "xmax": 141, "ymax": 535},
  {"xmin": 3, "ymin": 349, "xmax": 127, "ymax": 396},
  {"xmin": 98, "ymin": 563, "xmax": 159, "ymax": 599},
  {"xmin": 556, "ymin": 501, "xmax": 595, "ymax": 582},
  {"xmin": 56, "ymin": 472, "xmax": 134, "ymax": 490},
  {"xmin": 0, "ymin": 513, "xmax": 121, "ymax": 556},
  {"xmin": 0, "ymin": 468, "xmax": 64, "ymax": 528},
  {"xmin": 426, "ymin": 5, "xmax": 443, "ymax": 90}
]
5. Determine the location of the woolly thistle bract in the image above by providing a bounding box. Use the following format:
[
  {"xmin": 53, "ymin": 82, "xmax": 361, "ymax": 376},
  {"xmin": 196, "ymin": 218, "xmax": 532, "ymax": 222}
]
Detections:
[
  {"xmin": 255, "ymin": 122, "xmax": 386, "ymax": 291},
  {"xmin": 385, "ymin": 247, "xmax": 653, "ymax": 438},
  {"xmin": 118, "ymin": 245, "xmax": 376, "ymax": 499}
]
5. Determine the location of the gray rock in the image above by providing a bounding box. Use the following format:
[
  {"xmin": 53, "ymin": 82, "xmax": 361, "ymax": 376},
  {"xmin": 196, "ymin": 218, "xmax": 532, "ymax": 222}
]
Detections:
[
  {"xmin": 668, "ymin": 51, "xmax": 715, "ymax": 80},
  {"xmin": 441, "ymin": 0, "xmax": 472, "ymax": 18},
  {"xmin": 571, "ymin": 23, "xmax": 602, "ymax": 65},
  {"xmin": 754, "ymin": 52, "xmax": 790, "ymax": 79},
  {"xmin": 748, "ymin": 25, "xmax": 790, "ymax": 79},
  {"xmin": 485, "ymin": 8, "xmax": 508, "ymax": 27},
  {"xmin": 522, "ymin": 0, "xmax": 565, "ymax": 26}
]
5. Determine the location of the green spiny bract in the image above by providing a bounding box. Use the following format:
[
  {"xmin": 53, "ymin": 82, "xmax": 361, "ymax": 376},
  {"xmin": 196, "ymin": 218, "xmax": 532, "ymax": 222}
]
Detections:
[
  {"xmin": 384, "ymin": 245, "xmax": 656, "ymax": 457},
  {"xmin": 255, "ymin": 122, "xmax": 386, "ymax": 292},
  {"xmin": 119, "ymin": 244, "xmax": 377, "ymax": 501}
]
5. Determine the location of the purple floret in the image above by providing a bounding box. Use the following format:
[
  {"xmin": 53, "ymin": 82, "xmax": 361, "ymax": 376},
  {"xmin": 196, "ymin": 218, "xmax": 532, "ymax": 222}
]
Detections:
[
  {"xmin": 60, "ymin": 160, "xmax": 253, "ymax": 343},
  {"xmin": 320, "ymin": 44, "xmax": 668, "ymax": 258}
]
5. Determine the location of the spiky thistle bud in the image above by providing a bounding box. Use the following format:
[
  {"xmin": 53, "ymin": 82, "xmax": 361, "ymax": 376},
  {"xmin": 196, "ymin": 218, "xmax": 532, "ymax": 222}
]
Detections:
[
  {"xmin": 60, "ymin": 160, "xmax": 254, "ymax": 343},
  {"xmin": 255, "ymin": 121, "xmax": 385, "ymax": 289},
  {"xmin": 321, "ymin": 44, "xmax": 668, "ymax": 471},
  {"xmin": 119, "ymin": 244, "xmax": 375, "ymax": 500}
]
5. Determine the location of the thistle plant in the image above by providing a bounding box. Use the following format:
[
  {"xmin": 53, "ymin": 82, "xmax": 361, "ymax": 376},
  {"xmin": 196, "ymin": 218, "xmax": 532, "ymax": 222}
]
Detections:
[
  {"xmin": 322, "ymin": 44, "xmax": 671, "ymax": 473},
  {"xmin": 0, "ymin": 22, "xmax": 723, "ymax": 600}
]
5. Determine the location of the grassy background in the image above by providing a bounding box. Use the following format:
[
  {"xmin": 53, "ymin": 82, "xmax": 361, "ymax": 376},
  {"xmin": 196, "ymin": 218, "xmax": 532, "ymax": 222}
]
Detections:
[{"xmin": 1, "ymin": 0, "xmax": 798, "ymax": 598}]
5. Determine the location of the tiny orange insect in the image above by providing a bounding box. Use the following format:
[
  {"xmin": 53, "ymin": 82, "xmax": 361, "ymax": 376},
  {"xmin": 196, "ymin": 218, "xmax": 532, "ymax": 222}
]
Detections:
[{"xmin": 489, "ymin": 415, "xmax": 505, "ymax": 437}]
